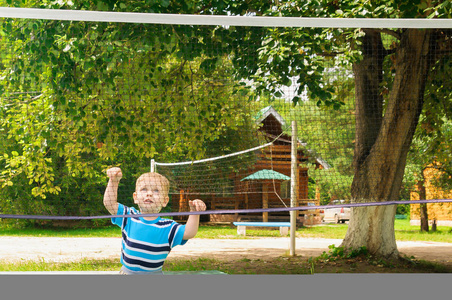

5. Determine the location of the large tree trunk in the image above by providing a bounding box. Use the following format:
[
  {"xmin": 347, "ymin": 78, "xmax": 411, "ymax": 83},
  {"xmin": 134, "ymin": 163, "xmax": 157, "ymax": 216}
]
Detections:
[{"xmin": 341, "ymin": 29, "xmax": 432, "ymax": 258}]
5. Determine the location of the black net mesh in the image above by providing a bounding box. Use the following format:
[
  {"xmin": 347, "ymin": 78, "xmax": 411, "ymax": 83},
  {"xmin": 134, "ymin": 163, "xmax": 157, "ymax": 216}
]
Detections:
[{"xmin": 0, "ymin": 10, "xmax": 451, "ymax": 226}]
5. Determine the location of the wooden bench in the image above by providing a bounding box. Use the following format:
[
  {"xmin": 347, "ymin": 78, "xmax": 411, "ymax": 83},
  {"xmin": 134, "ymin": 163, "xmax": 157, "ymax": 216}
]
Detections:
[{"xmin": 232, "ymin": 222, "xmax": 291, "ymax": 236}]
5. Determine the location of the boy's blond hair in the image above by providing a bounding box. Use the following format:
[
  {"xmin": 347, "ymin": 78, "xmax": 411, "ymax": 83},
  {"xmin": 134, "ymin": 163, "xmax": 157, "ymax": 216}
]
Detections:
[{"xmin": 135, "ymin": 172, "xmax": 170, "ymax": 195}]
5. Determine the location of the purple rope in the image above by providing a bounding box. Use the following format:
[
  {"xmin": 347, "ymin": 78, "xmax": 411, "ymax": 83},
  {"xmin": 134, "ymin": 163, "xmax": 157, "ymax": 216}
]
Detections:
[{"xmin": 0, "ymin": 199, "xmax": 451, "ymax": 220}]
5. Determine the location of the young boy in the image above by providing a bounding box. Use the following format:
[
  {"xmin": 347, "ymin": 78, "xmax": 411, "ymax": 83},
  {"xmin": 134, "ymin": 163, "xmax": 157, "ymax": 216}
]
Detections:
[{"xmin": 103, "ymin": 167, "xmax": 206, "ymax": 274}]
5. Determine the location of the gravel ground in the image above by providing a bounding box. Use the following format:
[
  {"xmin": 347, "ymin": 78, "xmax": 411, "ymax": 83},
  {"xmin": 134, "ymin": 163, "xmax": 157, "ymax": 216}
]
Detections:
[{"xmin": 1, "ymin": 236, "xmax": 452, "ymax": 266}]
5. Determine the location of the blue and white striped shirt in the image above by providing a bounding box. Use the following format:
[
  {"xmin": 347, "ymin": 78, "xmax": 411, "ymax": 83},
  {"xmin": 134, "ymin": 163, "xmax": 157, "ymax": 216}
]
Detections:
[{"xmin": 112, "ymin": 204, "xmax": 187, "ymax": 273}]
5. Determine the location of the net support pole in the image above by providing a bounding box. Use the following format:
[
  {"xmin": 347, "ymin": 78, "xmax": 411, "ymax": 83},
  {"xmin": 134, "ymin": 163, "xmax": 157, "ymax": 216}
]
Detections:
[
  {"xmin": 151, "ymin": 159, "xmax": 156, "ymax": 173},
  {"xmin": 290, "ymin": 120, "xmax": 297, "ymax": 256}
]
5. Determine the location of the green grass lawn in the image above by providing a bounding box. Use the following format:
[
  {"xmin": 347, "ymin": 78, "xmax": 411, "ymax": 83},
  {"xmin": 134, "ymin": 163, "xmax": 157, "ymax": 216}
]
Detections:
[
  {"xmin": 296, "ymin": 220, "xmax": 452, "ymax": 243},
  {"xmin": 1, "ymin": 219, "xmax": 451, "ymax": 243},
  {"xmin": 1, "ymin": 219, "xmax": 451, "ymax": 273},
  {"xmin": 393, "ymin": 220, "xmax": 452, "ymax": 243},
  {"xmin": 0, "ymin": 225, "xmax": 121, "ymax": 237},
  {"xmin": 0, "ymin": 258, "xmax": 122, "ymax": 272}
]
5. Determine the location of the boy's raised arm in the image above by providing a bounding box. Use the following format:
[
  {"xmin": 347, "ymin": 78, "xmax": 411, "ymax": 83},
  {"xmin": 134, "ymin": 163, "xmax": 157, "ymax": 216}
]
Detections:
[
  {"xmin": 183, "ymin": 199, "xmax": 206, "ymax": 240},
  {"xmin": 103, "ymin": 167, "xmax": 122, "ymax": 215}
]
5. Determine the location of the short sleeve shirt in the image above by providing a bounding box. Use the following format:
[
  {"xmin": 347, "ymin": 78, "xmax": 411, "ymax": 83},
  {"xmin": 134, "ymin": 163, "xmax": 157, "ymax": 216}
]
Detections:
[{"xmin": 112, "ymin": 203, "xmax": 187, "ymax": 273}]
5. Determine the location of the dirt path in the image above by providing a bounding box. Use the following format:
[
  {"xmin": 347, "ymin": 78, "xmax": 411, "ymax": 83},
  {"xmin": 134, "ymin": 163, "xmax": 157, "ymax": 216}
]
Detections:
[{"xmin": 1, "ymin": 236, "xmax": 451, "ymax": 266}]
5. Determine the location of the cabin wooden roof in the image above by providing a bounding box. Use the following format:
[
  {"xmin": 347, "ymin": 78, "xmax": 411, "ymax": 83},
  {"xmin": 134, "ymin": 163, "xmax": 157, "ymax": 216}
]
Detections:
[{"xmin": 256, "ymin": 106, "xmax": 330, "ymax": 169}]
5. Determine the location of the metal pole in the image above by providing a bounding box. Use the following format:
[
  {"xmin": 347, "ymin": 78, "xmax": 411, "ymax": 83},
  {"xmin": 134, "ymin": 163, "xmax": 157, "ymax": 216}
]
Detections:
[
  {"xmin": 151, "ymin": 159, "xmax": 155, "ymax": 173},
  {"xmin": 290, "ymin": 120, "xmax": 297, "ymax": 256}
]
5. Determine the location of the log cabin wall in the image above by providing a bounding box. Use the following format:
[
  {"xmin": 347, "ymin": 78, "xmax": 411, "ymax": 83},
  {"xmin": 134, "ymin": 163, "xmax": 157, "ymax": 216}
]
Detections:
[
  {"xmin": 174, "ymin": 145, "xmax": 317, "ymax": 223},
  {"xmin": 172, "ymin": 106, "xmax": 323, "ymax": 223},
  {"xmin": 410, "ymin": 166, "xmax": 452, "ymax": 226}
]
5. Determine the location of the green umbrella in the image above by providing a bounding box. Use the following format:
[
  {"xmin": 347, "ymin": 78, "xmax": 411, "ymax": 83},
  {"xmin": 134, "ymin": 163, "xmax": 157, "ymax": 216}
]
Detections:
[{"xmin": 241, "ymin": 169, "xmax": 290, "ymax": 181}]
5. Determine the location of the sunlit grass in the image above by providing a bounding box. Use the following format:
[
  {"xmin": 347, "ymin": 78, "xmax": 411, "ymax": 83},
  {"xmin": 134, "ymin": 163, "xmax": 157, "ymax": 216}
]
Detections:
[
  {"xmin": 393, "ymin": 220, "xmax": 452, "ymax": 243},
  {"xmin": 1, "ymin": 219, "xmax": 451, "ymax": 243},
  {"xmin": 0, "ymin": 258, "xmax": 121, "ymax": 272},
  {"xmin": 297, "ymin": 219, "xmax": 452, "ymax": 243},
  {"xmin": 1, "ymin": 219, "xmax": 451, "ymax": 273},
  {"xmin": 0, "ymin": 226, "xmax": 121, "ymax": 237},
  {"xmin": 164, "ymin": 258, "xmax": 218, "ymax": 272},
  {"xmin": 0, "ymin": 257, "xmax": 311, "ymax": 274},
  {"xmin": 2, "ymin": 255, "xmax": 447, "ymax": 274}
]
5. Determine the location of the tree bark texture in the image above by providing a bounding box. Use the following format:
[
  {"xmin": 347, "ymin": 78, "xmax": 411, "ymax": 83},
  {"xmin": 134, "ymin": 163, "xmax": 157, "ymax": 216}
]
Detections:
[{"xmin": 342, "ymin": 29, "xmax": 433, "ymax": 258}]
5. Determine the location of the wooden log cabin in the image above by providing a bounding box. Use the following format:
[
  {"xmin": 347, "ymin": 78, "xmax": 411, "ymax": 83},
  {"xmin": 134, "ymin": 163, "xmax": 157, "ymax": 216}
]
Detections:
[
  {"xmin": 172, "ymin": 106, "xmax": 330, "ymax": 225},
  {"xmin": 410, "ymin": 164, "xmax": 452, "ymax": 227}
]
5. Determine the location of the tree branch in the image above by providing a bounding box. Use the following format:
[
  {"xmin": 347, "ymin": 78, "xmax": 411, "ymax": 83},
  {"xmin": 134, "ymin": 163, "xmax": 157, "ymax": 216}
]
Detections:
[{"xmin": 374, "ymin": 28, "xmax": 402, "ymax": 40}]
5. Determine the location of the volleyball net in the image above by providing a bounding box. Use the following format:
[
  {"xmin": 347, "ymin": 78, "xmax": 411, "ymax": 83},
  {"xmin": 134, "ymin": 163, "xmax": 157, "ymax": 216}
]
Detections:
[{"xmin": 0, "ymin": 7, "xmax": 451, "ymax": 225}]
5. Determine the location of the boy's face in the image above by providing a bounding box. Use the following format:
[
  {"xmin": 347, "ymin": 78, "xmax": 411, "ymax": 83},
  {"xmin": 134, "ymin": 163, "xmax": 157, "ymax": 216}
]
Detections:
[{"xmin": 133, "ymin": 175, "xmax": 169, "ymax": 215}]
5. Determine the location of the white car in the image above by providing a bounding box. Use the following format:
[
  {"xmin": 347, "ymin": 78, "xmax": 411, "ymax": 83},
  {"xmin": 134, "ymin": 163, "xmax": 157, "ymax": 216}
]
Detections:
[{"xmin": 321, "ymin": 200, "xmax": 351, "ymax": 224}]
